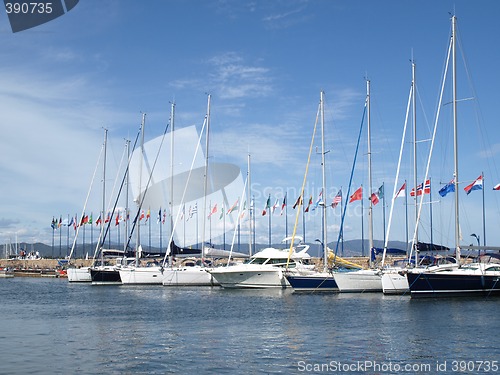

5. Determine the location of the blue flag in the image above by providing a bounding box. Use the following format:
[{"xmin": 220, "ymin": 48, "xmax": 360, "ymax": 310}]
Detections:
[{"xmin": 439, "ymin": 179, "xmax": 455, "ymax": 197}]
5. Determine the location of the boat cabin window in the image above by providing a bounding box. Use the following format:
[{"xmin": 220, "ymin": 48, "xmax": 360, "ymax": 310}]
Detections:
[
  {"xmin": 485, "ymin": 266, "xmax": 500, "ymax": 272},
  {"xmin": 247, "ymin": 258, "xmax": 267, "ymax": 265}
]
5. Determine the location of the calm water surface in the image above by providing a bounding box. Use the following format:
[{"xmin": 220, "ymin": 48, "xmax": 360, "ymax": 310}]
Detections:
[{"xmin": 0, "ymin": 277, "xmax": 499, "ymax": 374}]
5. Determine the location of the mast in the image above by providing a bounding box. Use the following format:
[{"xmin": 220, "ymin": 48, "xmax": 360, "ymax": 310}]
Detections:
[
  {"xmin": 366, "ymin": 80, "xmax": 374, "ymax": 267},
  {"xmin": 136, "ymin": 113, "xmax": 146, "ymax": 266},
  {"xmin": 247, "ymin": 153, "xmax": 252, "ymax": 256},
  {"xmin": 411, "ymin": 60, "xmax": 418, "ymax": 263},
  {"xmin": 201, "ymin": 95, "xmax": 211, "ymax": 259},
  {"xmin": 100, "ymin": 128, "xmax": 107, "ymax": 265},
  {"xmin": 451, "ymin": 15, "xmax": 460, "ymax": 261},
  {"xmin": 320, "ymin": 91, "xmax": 328, "ymax": 271},
  {"xmin": 169, "ymin": 102, "xmax": 175, "ymax": 248},
  {"xmin": 169, "ymin": 102, "xmax": 175, "ymax": 265},
  {"xmin": 124, "ymin": 139, "xmax": 130, "ymax": 258}
]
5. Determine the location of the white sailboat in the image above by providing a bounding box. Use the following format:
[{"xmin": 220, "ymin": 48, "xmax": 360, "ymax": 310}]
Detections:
[
  {"xmin": 162, "ymin": 96, "xmax": 218, "ymax": 286},
  {"xmin": 67, "ymin": 130, "xmax": 108, "ymax": 283},
  {"xmin": 119, "ymin": 113, "xmax": 165, "ymax": 285},
  {"xmin": 333, "ymin": 80, "xmax": 383, "ymax": 293}
]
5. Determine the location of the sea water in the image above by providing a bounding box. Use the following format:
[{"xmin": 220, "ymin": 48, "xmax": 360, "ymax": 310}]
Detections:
[{"xmin": 0, "ymin": 277, "xmax": 499, "ymax": 374}]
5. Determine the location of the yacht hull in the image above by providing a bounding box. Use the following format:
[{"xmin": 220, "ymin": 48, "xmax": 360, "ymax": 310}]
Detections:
[
  {"xmin": 381, "ymin": 271, "xmax": 409, "ymax": 295},
  {"xmin": 91, "ymin": 268, "xmax": 121, "ymax": 285},
  {"xmin": 333, "ymin": 270, "xmax": 382, "ymax": 292},
  {"xmin": 162, "ymin": 267, "xmax": 218, "ymax": 286},
  {"xmin": 67, "ymin": 267, "xmax": 91, "ymax": 283},
  {"xmin": 286, "ymin": 273, "xmax": 338, "ymax": 292},
  {"xmin": 210, "ymin": 267, "xmax": 289, "ymax": 289},
  {"xmin": 119, "ymin": 266, "xmax": 163, "ymax": 285},
  {"xmin": 407, "ymin": 267, "xmax": 500, "ymax": 298}
]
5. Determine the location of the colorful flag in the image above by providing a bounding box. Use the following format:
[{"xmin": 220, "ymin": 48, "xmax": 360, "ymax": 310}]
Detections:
[
  {"xmin": 272, "ymin": 199, "xmax": 279, "ymax": 214},
  {"xmin": 395, "ymin": 182, "xmax": 406, "ymax": 198},
  {"xmin": 292, "ymin": 195, "xmax": 302, "ymax": 209},
  {"xmin": 96, "ymin": 215, "xmax": 102, "ymax": 226},
  {"xmin": 280, "ymin": 194, "xmax": 287, "ymax": 216},
  {"xmin": 464, "ymin": 175, "xmax": 483, "ymax": 195},
  {"xmin": 88, "ymin": 214, "xmax": 93, "ymax": 225},
  {"xmin": 68, "ymin": 216, "xmax": 74, "ymax": 228},
  {"xmin": 208, "ymin": 204, "xmax": 217, "ymax": 218},
  {"xmin": 262, "ymin": 195, "xmax": 271, "ymax": 216},
  {"xmin": 219, "ymin": 205, "xmax": 225, "ymax": 220},
  {"xmin": 240, "ymin": 201, "xmax": 247, "ymax": 219},
  {"xmin": 162, "ymin": 209, "xmax": 166, "ymax": 224},
  {"xmin": 115, "ymin": 212, "xmax": 120, "ymax": 226},
  {"xmin": 439, "ymin": 179, "xmax": 455, "ymax": 197},
  {"xmin": 311, "ymin": 190, "xmax": 323, "ymax": 211},
  {"xmin": 494, "ymin": 183, "xmax": 500, "ymax": 191},
  {"xmin": 51, "ymin": 217, "xmax": 56, "ymax": 229},
  {"xmin": 157, "ymin": 208, "xmax": 162, "ymax": 223},
  {"xmin": 145, "ymin": 209, "xmax": 151, "ymax": 222},
  {"xmin": 331, "ymin": 190, "xmax": 342, "ymax": 208},
  {"xmin": 227, "ymin": 199, "xmax": 239, "ymax": 214},
  {"xmin": 349, "ymin": 186, "xmax": 363, "ymax": 203},
  {"xmin": 304, "ymin": 196, "xmax": 313, "ymax": 212},
  {"xmin": 377, "ymin": 184, "xmax": 384, "ymax": 199},
  {"xmin": 105, "ymin": 212, "xmax": 111, "ymax": 223},
  {"xmin": 58, "ymin": 216, "xmax": 62, "ymax": 228},
  {"xmin": 370, "ymin": 192, "xmax": 380, "ymax": 206},
  {"xmin": 410, "ymin": 180, "xmax": 431, "ymax": 197},
  {"xmin": 139, "ymin": 210, "xmax": 145, "ymax": 221},
  {"xmin": 423, "ymin": 179, "xmax": 431, "ymax": 194}
]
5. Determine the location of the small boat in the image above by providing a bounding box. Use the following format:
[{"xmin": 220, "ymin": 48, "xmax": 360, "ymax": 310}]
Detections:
[
  {"xmin": 209, "ymin": 240, "xmax": 313, "ymax": 289},
  {"xmin": 0, "ymin": 267, "xmax": 14, "ymax": 278}
]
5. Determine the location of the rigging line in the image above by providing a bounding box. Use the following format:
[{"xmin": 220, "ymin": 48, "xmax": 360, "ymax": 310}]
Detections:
[
  {"xmin": 126, "ymin": 118, "xmax": 170, "ymax": 253},
  {"xmin": 93, "ymin": 138, "xmax": 130, "ymax": 256},
  {"xmin": 410, "ymin": 31, "xmax": 452, "ymax": 261},
  {"xmin": 163, "ymin": 116, "xmax": 208, "ymax": 267},
  {"xmin": 286, "ymin": 100, "xmax": 321, "ymax": 269},
  {"xmin": 68, "ymin": 143, "xmax": 104, "ymax": 261},
  {"xmin": 227, "ymin": 175, "xmax": 248, "ymax": 264},
  {"xmin": 333, "ymin": 101, "xmax": 367, "ymax": 261},
  {"xmin": 381, "ymin": 83, "xmax": 413, "ymax": 267},
  {"xmin": 100, "ymin": 127, "xmax": 142, "ymax": 252}
]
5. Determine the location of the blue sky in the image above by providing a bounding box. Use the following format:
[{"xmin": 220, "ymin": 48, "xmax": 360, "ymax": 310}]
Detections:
[{"xmin": 1, "ymin": 1, "xmax": 500, "ymax": 255}]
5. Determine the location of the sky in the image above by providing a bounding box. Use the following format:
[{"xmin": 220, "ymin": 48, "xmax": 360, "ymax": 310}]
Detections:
[{"xmin": 1, "ymin": 0, "xmax": 500, "ymax": 256}]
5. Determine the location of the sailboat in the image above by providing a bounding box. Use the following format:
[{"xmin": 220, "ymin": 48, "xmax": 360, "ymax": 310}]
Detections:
[
  {"xmin": 407, "ymin": 15, "xmax": 500, "ymax": 297},
  {"xmin": 119, "ymin": 113, "xmax": 166, "ymax": 285},
  {"xmin": 67, "ymin": 130, "xmax": 109, "ymax": 283},
  {"xmin": 91, "ymin": 135, "xmax": 136, "ymax": 285},
  {"xmin": 285, "ymin": 91, "xmax": 340, "ymax": 292},
  {"xmin": 333, "ymin": 80, "xmax": 384, "ymax": 293},
  {"xmin": 162, "ymin": 96, "xmax": 218, "ymax": 287}
]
